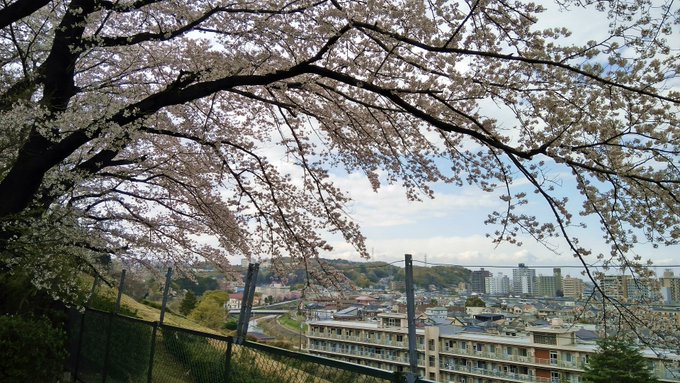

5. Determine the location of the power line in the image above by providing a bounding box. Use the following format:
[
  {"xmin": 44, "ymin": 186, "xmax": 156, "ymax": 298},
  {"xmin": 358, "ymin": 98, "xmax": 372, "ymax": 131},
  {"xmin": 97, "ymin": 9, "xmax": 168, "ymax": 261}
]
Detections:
[
  {"xmin": 309, "ymin": 258, "xmax": 680, "ymax": 273},
  {"xmin": 410, "ymin": 259, "xmax": 680, "ymax": 269}
]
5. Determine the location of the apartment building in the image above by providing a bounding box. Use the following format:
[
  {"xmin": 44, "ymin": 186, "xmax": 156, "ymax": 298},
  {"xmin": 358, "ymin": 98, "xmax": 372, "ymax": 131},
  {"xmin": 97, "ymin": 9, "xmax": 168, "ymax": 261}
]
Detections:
[
  {"xmin": 472, "ymin": 269, "xmax": 493, "ymax": 294},
  {"xmin": 598, "ymin": 274, "xmax": 658, "ymax": 303},
  {"xmin": 561, "ymin": 276, "xmax": 585, "ymax": 300},
  {"xmin": 512, "ymin": 264, "xmax": 537, "ymax": 296},
  {"xmin": 307, "ymin": 313, "xmax": 680, "ymax": 383},
  {"xmin": 660, "ymin": 270, "xmax": 680, "ymax": 304},
  {"xmin": 485, "ymin": 273, "xmax": 510, "ymax": 296},
  {"xmin": 536, "ymin": 276, "xmax": 558, "ymax": 298}
]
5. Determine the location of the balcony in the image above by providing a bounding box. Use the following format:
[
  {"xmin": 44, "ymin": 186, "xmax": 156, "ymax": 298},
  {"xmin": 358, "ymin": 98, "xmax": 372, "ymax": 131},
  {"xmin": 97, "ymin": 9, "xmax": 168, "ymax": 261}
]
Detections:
[
  {"xmin": 308, "ymin": 343, "xmax": 417, "ymax": 366},
  {"xmin": 440, "ymin": 346, "xmax": 584, "ymax": 370},
  {"xmin": 308, "ymin": 332, "xmax": 409, "ymax": 349},
  {"xmin": 439, "ymin": 362, "xmax": 554, "ymax": 383}
]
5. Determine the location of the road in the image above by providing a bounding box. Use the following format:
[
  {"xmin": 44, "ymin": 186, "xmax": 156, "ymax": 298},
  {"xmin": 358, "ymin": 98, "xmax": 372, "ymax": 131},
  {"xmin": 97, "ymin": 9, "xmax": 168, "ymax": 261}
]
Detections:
[
  {"xmin": 247, "ymin": 315, "xmax": 275, "ymax": 338},
  {"xmin": 257, "ymin": 315, "xmax": 307, "ymax": 349}
]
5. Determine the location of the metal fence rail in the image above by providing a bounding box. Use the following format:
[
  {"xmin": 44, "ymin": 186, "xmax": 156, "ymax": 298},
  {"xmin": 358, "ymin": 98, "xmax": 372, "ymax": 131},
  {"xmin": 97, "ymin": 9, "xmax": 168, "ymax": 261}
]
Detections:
[{"xmin": 69, "ymin": 308, "xmax": 431, "ymax": 383}]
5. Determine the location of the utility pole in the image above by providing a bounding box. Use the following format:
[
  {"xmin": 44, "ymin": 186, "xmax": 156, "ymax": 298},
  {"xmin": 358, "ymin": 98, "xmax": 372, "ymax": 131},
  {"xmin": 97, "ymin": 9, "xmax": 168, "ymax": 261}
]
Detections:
[{"xmin": 404, "ymin": 254, "xmax": 418, "ymax": 383}]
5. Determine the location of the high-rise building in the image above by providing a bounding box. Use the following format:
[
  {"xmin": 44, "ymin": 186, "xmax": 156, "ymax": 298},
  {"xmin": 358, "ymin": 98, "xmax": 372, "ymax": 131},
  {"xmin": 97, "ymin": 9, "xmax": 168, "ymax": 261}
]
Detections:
[
  {"xmin": 660, "ymin": 269, "xmax": 680, "ymax": 304},
  {"xmin": 536, "ymin": 275, "xmax": 558, "ymax": 297},
  {"xmin": 562, "ymin": 275, "xmax": 585, "ymax": 299},
  {"xmin": 485, "ymin": 273, "xmax": 510, "ymax": 295},
  {"xmin": 512, "ymin": 263, "xmax": 537, "ymax": 296},
  {"xmin": 470, "ymin": 268, "xmax": 492, "ymax": 294},
  {"xmin": 599, "ymin": 274, "xmax": 628, "ymax": 301},
  {"xmin": 553, "ymin": 268, "xmax": 563, "ymax": 296},
  {"xmin": 598, "ymin": 274, "xmax": 655, "ymax": 303}
]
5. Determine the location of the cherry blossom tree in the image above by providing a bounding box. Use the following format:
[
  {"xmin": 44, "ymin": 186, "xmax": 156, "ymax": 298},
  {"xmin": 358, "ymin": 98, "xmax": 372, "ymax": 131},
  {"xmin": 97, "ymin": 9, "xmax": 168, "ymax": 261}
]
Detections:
[{"xmin": 0, "ymin": 0, "xmax": 677, "ymax": 317}]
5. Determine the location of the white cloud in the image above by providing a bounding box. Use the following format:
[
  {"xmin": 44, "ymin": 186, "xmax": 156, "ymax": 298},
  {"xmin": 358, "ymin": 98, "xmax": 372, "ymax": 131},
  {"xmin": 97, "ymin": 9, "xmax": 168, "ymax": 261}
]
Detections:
[
  {"xmin": 333, "ymin": 171, "xmax": 499, "ymax": 228},
  {"xmin": 325, "ymin": 233, "xmax": 572, "ymax": 267}
]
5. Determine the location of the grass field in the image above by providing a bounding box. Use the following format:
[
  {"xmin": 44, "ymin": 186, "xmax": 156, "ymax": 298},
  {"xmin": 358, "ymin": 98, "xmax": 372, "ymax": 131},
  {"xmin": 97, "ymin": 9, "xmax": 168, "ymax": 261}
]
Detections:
[
  {"xmin": 91, "ymin": 282, "xmax": 230, "ymax": 335},
  {"xmin": 279, "ymin": 313, "xmax": 308, "ymax": 333}
]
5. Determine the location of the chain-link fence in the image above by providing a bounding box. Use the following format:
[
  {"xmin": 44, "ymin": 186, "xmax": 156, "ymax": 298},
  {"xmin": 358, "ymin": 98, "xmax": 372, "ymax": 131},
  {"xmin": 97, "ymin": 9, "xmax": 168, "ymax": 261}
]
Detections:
[{"xmin": 69, "ymin": 308, "xmax": 432, "ymax": 383}]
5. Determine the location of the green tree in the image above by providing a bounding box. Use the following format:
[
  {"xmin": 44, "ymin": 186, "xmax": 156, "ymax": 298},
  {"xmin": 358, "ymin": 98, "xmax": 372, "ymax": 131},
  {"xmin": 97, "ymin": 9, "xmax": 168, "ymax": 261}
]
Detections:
[
  {"xmin": 583, "ymin": 337, "xmax": 659, "ymax": 383},
  {"xmin": 175, "ymin": 277, "xmax": 219, "ymax": 296},
  {"xmin": 465, "ymin": 296, "xmax": 486, "ymax": 308},
  {"xmin": 179, "ymin": 291, "xmax": 198, "ymax": 316},
  {"xmin": 355, "ymin": 274, "xmax": 370, "ymax": 288},
  {"xmin": 189, "ymin": 290, "xmax": 229, "ymax": 329}
]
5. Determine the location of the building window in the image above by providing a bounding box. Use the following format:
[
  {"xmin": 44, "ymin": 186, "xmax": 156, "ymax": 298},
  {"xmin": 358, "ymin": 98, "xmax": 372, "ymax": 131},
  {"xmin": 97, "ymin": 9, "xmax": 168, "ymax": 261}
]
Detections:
[
  {"xmin": 428, "ymin": 339, "xmax": 435, "ymax": 351},
  {"xmin": 429, "ymin": 356, "xmax": 436, "ymax": 367},
  {"xmin": 475, "ymin": 343, "xmax": 483, "ymax": 352},
  {"xmin": 534, "ymin": 332, "xmax": 558, "ymax": 345},
  {"xmin": 460, "ymin": 341, "xmax": 467, "ymax": 350},
  {"xmin": 551, "ymin": 371, "xmax": 561, "ymax": 383},
  {"xmin": 336, "ymin": 328, "xmax": 342, "ymax": 335},
  {"xmin": 506, "ymin": 346, "xmax": 513, "ymax": 355},
  {"xmin": 397, "ymin": 335, "xmax": 403, "ymax": 342},
  {"xmin": 564, "ymin": 352, "xmax": 572, "ymax": 362},
  {"xmin": 489, "ymin": 344, "xmax": 496, "ymax": 353},
  {"xmin": 519, "ymin": 348, "xmax": 528, "ymax": 357}
]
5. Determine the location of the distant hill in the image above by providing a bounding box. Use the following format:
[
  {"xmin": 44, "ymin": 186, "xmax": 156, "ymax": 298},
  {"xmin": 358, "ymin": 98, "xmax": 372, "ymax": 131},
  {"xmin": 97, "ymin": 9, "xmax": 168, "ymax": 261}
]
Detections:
[{"xmin": 255, "ymin": 258, "xmax": 470, "ymax": 291}]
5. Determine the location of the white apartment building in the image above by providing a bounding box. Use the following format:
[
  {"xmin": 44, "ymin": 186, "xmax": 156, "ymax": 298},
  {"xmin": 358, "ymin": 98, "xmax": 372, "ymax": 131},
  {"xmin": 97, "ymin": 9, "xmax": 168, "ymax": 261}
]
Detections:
[
  {"xmin": 512, "ymin": 264, "xmax": 537, "ymax": 296},
  {"xmin": 485, "ymin": 274, "xmax": 510, "ymax": 296},
  {"xmin": 307, "ymin": 313, "xmax": 680, "ymax": 383}
]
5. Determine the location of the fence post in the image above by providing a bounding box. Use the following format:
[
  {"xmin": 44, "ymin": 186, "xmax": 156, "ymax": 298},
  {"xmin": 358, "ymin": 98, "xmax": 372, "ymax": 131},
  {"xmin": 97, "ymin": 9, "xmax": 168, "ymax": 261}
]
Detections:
[
  {"xmin": 224, "ymin": 337, "xmax": 233, "ymax": 383},
  {"xmin": 87, "ymin": 276, "xmax": 99, "ymax": 306},
  {"xmin": 115, "ymin": 269, "xmax": 126, "ymax": 314},
  {"xmin": 72, "ymin": 309, "xmax": 87, "ymax": 382},
  {"xmin": 147, "ymin": 322, "xmax": 158, "ymax": 383},
  {"xmin": 159, "ymin": 267, "xmax": 173, "ymax": 325},
  {"xmin": 100, "ymin": 312, "xmax": 115, "ymax": 383},
  {"xmin": 404, "ymin": 254, "xmax": 418, "ymax": 383},
  {"xmin": 235, "ymin": 263, "xmax": 259, "ymax": 344}
]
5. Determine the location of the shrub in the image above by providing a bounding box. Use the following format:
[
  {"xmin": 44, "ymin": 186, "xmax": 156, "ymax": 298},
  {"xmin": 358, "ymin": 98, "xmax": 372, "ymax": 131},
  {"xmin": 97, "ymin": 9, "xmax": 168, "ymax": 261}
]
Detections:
[
  {"xmin": 223, "ymin": 319, "xmax": 237, "ymax": 330},
  {"xmin": 0, "ymin": 315, "xmax": 66, "ymax": 383}
]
